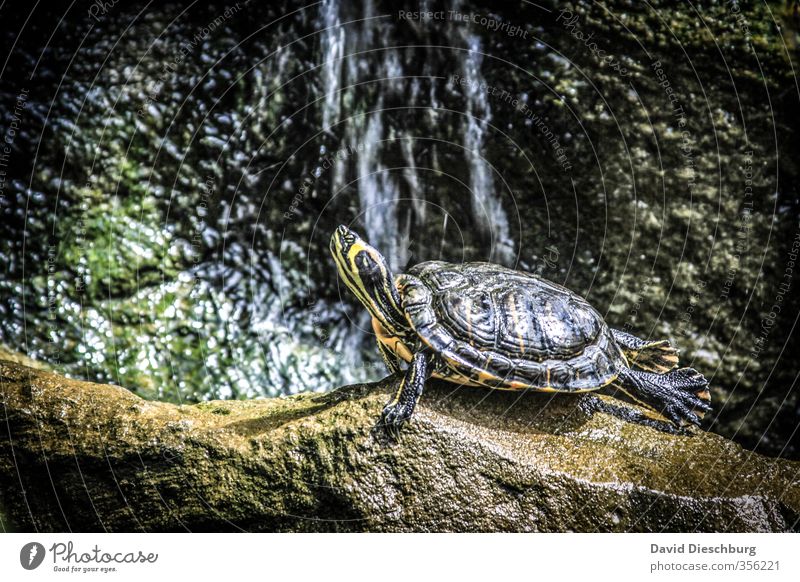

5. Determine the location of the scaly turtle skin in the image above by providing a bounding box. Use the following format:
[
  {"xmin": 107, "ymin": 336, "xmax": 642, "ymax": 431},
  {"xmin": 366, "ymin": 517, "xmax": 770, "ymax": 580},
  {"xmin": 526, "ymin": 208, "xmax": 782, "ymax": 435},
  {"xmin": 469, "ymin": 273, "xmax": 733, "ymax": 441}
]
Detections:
[{"xmin": 331, "ymin": 225, "xmax": 711, "ymax": 434}]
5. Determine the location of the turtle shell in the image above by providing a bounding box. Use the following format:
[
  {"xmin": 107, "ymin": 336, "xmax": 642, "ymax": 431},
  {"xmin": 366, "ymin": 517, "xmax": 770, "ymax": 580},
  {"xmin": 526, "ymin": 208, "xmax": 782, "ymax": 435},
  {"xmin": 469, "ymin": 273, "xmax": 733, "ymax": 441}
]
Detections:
[{"xmin": 398, "ymin": 261, "xmax": 627, "ymax": 391}]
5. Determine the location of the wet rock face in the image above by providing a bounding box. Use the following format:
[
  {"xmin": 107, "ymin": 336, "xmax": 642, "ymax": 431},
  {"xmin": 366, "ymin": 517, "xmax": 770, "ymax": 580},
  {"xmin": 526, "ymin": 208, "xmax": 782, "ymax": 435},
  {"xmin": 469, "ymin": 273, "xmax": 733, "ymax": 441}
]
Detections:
[
  {"xmin": 0, "ymin": 360, "xmax": 797, "ymax": 532},
  {"xmin": 0, "ymin": 1, "xmax": 798, "ymax": 457}
]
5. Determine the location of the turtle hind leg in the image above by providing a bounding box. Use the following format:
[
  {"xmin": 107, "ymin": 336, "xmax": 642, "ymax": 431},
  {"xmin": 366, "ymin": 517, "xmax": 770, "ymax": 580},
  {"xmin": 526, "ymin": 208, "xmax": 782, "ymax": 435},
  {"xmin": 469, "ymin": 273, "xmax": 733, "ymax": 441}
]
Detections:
[
  {"xmin": 611, "ymin": 328, "xmax": 679, "ymax": 373},
  {"xmin": 628, "ymin": 340, "xmax": 679, "ymax": 373},
  {"xmin": 611, "ymin": 367, "xmax": 712, "ymax": 427}
]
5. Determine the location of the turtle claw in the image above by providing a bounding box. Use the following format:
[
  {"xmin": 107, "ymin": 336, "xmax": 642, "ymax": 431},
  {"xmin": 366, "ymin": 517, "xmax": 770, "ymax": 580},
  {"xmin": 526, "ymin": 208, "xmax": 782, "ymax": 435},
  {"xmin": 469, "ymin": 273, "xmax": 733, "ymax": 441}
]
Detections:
[
  {"xmin": 376, "ymin": 402, "xmax": 411, "ymax": 440},
  {"xmin": 618, "ymin": 367, "xmax": 712, "ymax": 429},
  {"xmin": 659, "ymin": 393, "xmax": 707, "ymax": 428},
  {"xmin": 673, "ymin": 409, "xmax": 700, "ymax": 426}
]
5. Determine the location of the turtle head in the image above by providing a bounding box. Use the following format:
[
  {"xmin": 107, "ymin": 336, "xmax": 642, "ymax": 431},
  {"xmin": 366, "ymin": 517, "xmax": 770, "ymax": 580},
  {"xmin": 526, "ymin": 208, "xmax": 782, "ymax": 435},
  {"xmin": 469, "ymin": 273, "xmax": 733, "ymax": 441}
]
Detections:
[{"xmin": 330, "ymin": 225, "xmax": 406, "ymax": 333}]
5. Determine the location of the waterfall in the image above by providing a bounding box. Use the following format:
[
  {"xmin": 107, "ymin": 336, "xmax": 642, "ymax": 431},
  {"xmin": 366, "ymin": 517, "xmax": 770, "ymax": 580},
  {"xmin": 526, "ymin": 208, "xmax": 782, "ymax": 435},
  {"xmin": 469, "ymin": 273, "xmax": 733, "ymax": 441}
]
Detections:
[
  {"xmin": 320, "ymin": 0, "xmax": 344, "ymax": 132},
  {"xmin": 459, "ymin": 35, "xmax": 514, "ymax": 265},
  {"xmin": 321, "ymin": 0, "xmax": 411, "ymax": 271},
  {"xmin": 318, "ymin": 0, "xmax": 513, "ymax": 268},
  {"xmin": 355, "ymin": 107, "xmax": 406, "ymax": 271}
]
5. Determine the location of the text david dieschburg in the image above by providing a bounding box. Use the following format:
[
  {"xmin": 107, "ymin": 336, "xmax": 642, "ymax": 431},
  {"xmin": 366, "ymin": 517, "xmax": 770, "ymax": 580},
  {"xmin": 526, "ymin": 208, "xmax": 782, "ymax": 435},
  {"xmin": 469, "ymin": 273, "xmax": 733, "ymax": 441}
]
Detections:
[{"xmin": 651, "ymin": 543, "xmax": 756, "ymax": 557}]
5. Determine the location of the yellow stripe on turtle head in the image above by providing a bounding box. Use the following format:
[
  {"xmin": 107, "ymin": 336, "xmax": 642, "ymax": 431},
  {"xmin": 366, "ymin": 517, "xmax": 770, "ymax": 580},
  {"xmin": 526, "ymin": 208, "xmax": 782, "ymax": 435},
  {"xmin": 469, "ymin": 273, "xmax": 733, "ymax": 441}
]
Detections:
[{"xmin": 330, "ymin": 225, "xmax": 407, "ymax": 336}]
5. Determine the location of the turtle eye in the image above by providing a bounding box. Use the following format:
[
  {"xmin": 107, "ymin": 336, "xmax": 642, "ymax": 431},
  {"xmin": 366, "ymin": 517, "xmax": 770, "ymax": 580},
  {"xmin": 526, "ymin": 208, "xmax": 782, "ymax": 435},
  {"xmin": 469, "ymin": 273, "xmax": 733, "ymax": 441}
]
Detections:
[
  {"xmin": 355, "ymin": 251, "xmax": 379, "ymax": 278},
  {"xmin": 355, "ymin": 252, "xmax": 370, "ymax": 270}
]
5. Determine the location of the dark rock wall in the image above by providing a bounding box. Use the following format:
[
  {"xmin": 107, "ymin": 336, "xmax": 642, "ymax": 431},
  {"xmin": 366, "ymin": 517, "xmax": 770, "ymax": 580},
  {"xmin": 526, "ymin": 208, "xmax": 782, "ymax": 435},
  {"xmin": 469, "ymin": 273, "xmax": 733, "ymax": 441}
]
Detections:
[{"xmin": 0, "ymin": 1, "xmax": 798, "ymax": 456}]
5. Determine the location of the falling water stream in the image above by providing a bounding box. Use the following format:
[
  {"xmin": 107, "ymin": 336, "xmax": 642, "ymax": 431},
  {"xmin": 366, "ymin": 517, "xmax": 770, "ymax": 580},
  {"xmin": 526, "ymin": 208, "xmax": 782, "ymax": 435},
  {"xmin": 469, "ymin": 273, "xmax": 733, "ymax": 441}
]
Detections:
[{"xmin": 319, "ymin": 0, "xmax": 514, "ymax": 271}]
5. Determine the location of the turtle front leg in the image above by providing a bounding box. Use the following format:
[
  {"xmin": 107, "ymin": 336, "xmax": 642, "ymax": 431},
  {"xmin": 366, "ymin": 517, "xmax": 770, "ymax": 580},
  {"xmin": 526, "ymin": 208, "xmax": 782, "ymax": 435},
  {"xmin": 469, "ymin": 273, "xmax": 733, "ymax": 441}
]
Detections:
[
  {"xmin": 378, "ymin": 351, "xmax": 432, "ymax": 436},
  {"xmin": 376, "ymin": 340, "xmax": 401, "ymax": 375}
]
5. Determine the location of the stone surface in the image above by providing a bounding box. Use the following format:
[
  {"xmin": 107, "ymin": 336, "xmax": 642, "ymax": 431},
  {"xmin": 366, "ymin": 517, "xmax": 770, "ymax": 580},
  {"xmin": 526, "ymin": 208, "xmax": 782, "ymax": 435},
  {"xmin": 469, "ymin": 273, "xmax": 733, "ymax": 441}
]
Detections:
[{"xmin": 0, "ymin": 359, "xmax": 797, "ymax": 532}]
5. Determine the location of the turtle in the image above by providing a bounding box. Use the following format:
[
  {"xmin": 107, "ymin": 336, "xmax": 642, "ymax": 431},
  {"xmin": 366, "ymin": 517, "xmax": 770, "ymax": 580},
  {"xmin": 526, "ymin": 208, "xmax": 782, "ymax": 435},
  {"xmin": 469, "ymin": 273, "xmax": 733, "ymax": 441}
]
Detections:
[{"xmin": 330, "ymin": 225, "xmax": 711, "ymax": 433}]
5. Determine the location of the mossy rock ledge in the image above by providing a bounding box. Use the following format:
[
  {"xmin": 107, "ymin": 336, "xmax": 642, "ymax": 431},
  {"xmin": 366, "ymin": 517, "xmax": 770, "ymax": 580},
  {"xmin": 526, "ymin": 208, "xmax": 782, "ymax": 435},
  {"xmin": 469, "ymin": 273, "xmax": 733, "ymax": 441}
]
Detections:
[{"xmin": 0, "ymin": 359, "xmax": 797, "ymax": 532}]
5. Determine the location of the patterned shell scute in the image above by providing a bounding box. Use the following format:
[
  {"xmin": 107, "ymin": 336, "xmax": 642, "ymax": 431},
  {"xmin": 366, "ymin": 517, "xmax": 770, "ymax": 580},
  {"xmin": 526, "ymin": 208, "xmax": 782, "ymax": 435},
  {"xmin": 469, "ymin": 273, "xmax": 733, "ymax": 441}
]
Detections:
[{"xmin": 410, "ymin": 261, "xmax": 602, "ymax": 360}]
